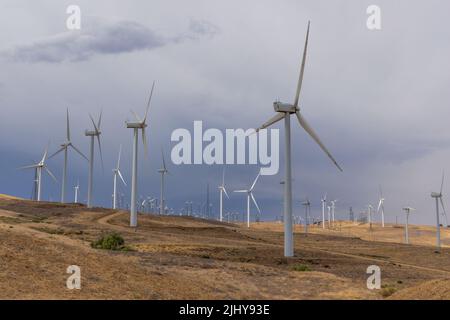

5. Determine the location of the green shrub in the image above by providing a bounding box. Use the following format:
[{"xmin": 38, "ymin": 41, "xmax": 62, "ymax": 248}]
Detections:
[
  {"xmin": 381, "ymin": 284, "xmax": 397, "ymax": 298},
  {"xmin": 91, "ymin": 233, "xmax": 127, "ymax": 251},
  {"xmin": 292, "ymin": 264, "xmax": 311, "ymax": 272}
]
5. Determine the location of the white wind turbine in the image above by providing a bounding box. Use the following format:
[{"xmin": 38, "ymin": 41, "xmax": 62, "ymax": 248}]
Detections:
[
  {"xmin": 321, "ymin": 193, "xmax": 327, "ymax": 229},
  {"xmin": 20, "ymin": 145, "xmax": 57, "ymax": 201},
  {"xmin": 367, "ymin": 204, "xmax": 373, "ymax": 230},
  {"xmin": 85, "ymin": 112, "xmax": 104, "ymax": 208},
  {"xmin": 218, "ymin": 167, "xmax": 230, "ymax": 222},
  {"xmin": 158, "ymin": 148, "xmax": 169, "ymax": 216},
  {"xmin": 330, "ymin": 199, "xmax": 338, "ymax": 224},
  {"xmin": 402, "ymin": 207, "xmax": 415, "ymax": 244},
  {"xmin": 253, "ymin": 21, "xmax": 342, "ymax": 257},
  {"xmin": 126, "ymin": 81, "xmax": 155, "ymax": 227},
  {"xmin": 327, "ymin": 205, "xmax": 331, "ymax": 228},
  {"xmin": 50, "ymin": 109, "xmax": 88, "ymax": 203},
  {"xmin": 301, "ymin": 198, "xmax": 311, "ymax": 234},
  {"xmin": 431, "ymin": 172, "xmax": 447, "ymax": 249},
  {"xmin": 74, "ymin": 180, "xmax": 80, "ymax": 203},
  {"xmin": 377, "ymin": 185, "xmax": 385, "ymax": 228},
  {"xmin": 112, "ymin": 145, "xmax": 127, "ymax": 210},
  {"xmin": 234, "ymin": 170, "xmax": 262, "ymax": 228}
]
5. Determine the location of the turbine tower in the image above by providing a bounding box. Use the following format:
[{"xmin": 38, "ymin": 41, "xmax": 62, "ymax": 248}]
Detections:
[
  {"xmin": 126, "ymin": 81, "xmax": 155, "ymax": 227},
  {"xmin": 254, "ymin": 21, "xmax": 342, "ymax": 257},
  {"xmin": 85, "ymin": 112, "xmax": 104, "ymax": 208},
  {"xmin": 234, "ymin": 170, "xmax": 262, "ymax": 228},
  {"xmin": 50, "ymin": 109, "xmax": 88, "ymax": 203},
  {"xmin": 74, "ymin": 180, "xmax": 80, "ymax": 203},
  {"xmin": 112, "ymin": 145, "xmax": 127, "ymax": 210},
  {"xmin": 431, "ymin": 172, "xmax": 447, "ymax": 249},
  {"xmin": 402, "ymin": 207, "xmax": 415, "ymax": 244},
  {"xmin": 19, "ymin": 145, "xmax": 57, "ymax": 201},
  {"xmin": 327, "ymin": 205, "xmax": 331, "ymax": 228},
  {"xmin": 367, "ymin": 204, "xmax": 373, "ymax": 230},
  {"xmin": 321, "ymin": 193, "xmax": 327, "ymax": 229},
  {"xmin": 377, "ymin": 185, "xmax": 385, "ymax": 227},
  {"xmin": 218, "ymin": 167, "xmax": 230, "ymax": 222},
  {"xmin": 158, "ymin": 148, "xmax": 169, "ymax": 216}
]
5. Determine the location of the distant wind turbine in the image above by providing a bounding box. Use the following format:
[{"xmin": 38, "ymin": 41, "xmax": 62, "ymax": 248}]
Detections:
[
  {"xmin": 302, "ymin": 198, "xmax": 311, "ymax": 234},
  {"xmin": 112, "ymin": 145, "xmax": 127, "ymax": 210},
  {"xmin": 234, "ymin": 170, "xmax": 261, "ymax": 228},
  {"xmin": 377, "ymin": 185, "xmax": 385, "ymax": 228},
  {"xmin": 126, "ymin": 81, "xmax": 155, "ymax": 227},
  {"xmin": 85, "ymin": 111, "xmax": 104, "ymax": 208},
  {"xmin": 158, "ymin": 148, "xmax": 169, "ymax": 216},
  {"xmin": 402, "ymin": 207, "xmax": 415, "ymax": 244},
  {"xmin": 431, "ymin": 171, "xmax": 447, "ymax": 249},
  {"xmin": 321, "ymin": 193, "xmax": 327, "ymax": 229},
  {"xmin": 253, "ymin": 22, "xmax": 342, "ymax": 257},
  {"xmin": 74, "ymin": 180, "xmax": 80, "ymax": 203},
  {"xmin": 218, "ymin": 167, "xmax": 229, "ymax": 222},
  {"xmin": 50, "ymin": 109, "xmax": 88, "ymax": 203},
  {"xmin": 19, "ymin": 145, "xmax": 57, "ymax": 201}
]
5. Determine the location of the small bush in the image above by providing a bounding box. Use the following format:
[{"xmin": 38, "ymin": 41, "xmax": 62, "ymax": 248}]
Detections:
[
  {"xmin": 91, "ymin": 233, "xmax": 127, "ymax": 251},
  {"xmin": 380, "ymin": 284, "xmax": 397, "ymax": 298},
  {"xmin": 292, "ymin": 264, "xmax": 311, "ymax": 272}
]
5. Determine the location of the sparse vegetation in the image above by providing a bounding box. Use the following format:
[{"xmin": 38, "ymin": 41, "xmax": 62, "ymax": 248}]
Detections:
[
  {"xmin": 91, "ymin": 233, "xmax": 130, "ymax": 251},
  {"xmin": 292, "ymin": 264, "xmax": 311, "ymax": 272},
  {"xmin": 381, "ymin": 284, "xmax": 397, "ymax": 298}
]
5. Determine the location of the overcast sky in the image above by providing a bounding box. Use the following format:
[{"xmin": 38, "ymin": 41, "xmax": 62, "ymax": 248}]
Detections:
[{"xmin": 1, "ymin": 0, "xmax": 450, "ymax": 226}]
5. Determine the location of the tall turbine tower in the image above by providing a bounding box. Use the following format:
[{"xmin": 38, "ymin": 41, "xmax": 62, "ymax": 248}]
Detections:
[
  {"xmin": 254, "ymin": 22, "xmax": 342, "ymax": 257},
  {"xmin": 158, "ymin": 148, "xmax": 169, "ymax": 216},
  {"xmin": 367, "ymin": 204, "xmax": 373, "ymax": 230},
  {"xmin": 50, "ymin": 109, "xmax": 88, "ymax": 203},
  {"xmin": 321, "ymin": 193, "xmax": 327, "ymax": 229},
  {"xmin": 431, "ymin": 172, "xmax": 446, "ymax": 249},
  {"xmin": 377, "ymin": 185, "xmax": 385, "ymax": 227},
  {"xmin": 402, "ymin": 207, "xmax": 415, "ymax": 244},
  {"xmin": 126, "ymin": 82, "xmax": 155, "ymax": 227},
  {"xmin": 327, "ymin": 205, "xmax": 331, "ymax": 228},
  {"xmin": 85, "ymin": 112, "xmax": 104, "ymax": 208},
  {"xmin": 218, "ymin": 167, "xmax": 230, "ymax": 222},
  {"xmin": 234, "ymin": 170, "xmax": 262, "ymax": 228},
  {"xmin": 112, "ymin": 145, "xmax": 127, "ymax": 210},
  {"xmin": 19, "ymin": 145, "xmax": 57, "ymax": 201}
]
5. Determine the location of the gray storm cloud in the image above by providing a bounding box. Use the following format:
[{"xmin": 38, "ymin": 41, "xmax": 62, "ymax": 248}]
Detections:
[{"xmin": 2, "ymin": 18, "xmax": 219, "ymax": 63}]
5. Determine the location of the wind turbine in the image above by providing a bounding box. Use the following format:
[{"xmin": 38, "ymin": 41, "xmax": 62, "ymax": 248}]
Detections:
[
  {"xmin": 234, "ymin": 170, "xmax": 261, "ymax": 228},
  {"xmin": 50, "ymin": 109, "xmax": 88, "ymax": 203},
  {"xmin": 74, "ymin": 180, "xmax": 80, "ymax": 203},
  {"xmin": 367, "ymin": 204, "xmax": 373, "ymax": 230},
  {"xmin": 19, "ymin": 145, "xmax": 57, "ymax": 201},
  {"xmin": 112, "ymin": 145, "xmax": 127, "ymax": 210},
  {"xmin": 321, "ymin": 193, "xmax": 327, "ymax": 229},
  {"xmin": 431, "ymin": 172, "xmax": 447, "ymax": 249},
  {"xmin": 377, "ymin": 185, "xmax": 385, "ymax": 227},
  {"xmin": 330, "ymin": 200, "xmax": 338, "ymax": 225},
  {"xmin": 126, "ymin": 81, "xmax": 155, "ymax": 227},
  {"xmin": 158, "ymin": 148, "xmax": 169, "ymax": 216},
  {"xmin": 402, "ymin": 207, "xmax": 415, "ymax": 244},
  {"xmin": 327, "ymin": 205, "xmax": 331, "ymax": 228},
  {"xmin": 218, "ymin": 167, "xmax": 230, "ymax": 222},
  {"xmin": 253, "ymin": 21, "xmax": 342, "ymax": 257},
  {"xmin": 85, "ymin": 112, "xmax": 104, "ymax": 208},
  {"xmin": 302, "ymin": 198, "xmax": 311, "ymax": 234}
]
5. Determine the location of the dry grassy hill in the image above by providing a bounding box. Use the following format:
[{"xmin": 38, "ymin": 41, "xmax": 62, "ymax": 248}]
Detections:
[{"xmin": 0, "ymin": 195, "xmax": 449, "ymax": 299}]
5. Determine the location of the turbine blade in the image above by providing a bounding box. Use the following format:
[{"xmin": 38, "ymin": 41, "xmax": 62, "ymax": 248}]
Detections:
[
  {"xmin": 250, "ymin": 171, "xmax": 261, "ymax": 191},
  {"xmin": 70, "ymin": 144, "xmax": 88, "ymax": 161},
  {"xmin": 255, "ymin": 113, "xmax": 284, "ymax": 133},
  {"xmin": 117, "ymin": 145, "xmax": 122, "ymax": 169},
  {"xmin": 441, "ymin": 170, "xmax": 445, "ymax": 195},
  {"xmin": 251, "ymin": 193, "xmax": 261, "ymax": 214},
  {"xmin": 161, "ymin": 147, "xmax": 166, "ymax": 170},
  {"xmin": 142, "ymin": 127, "xmax": 149, "ymax": 160},
  {"xmin": 97, "ymin": 135, "xmax": 104, "ymax": 172},
  {"xmin": 294, "ymin": 21, "xmax": 310, "ymax": 108},
  {"xmin": 118, "ymin": 170, "xmax": 127, "ymax": 186},
  {"xmin": 48, "ymin": 146, "xmax": 65, "ymax": 160},
  {"xmin": 234, "ymin": 190, "xmax": 248, "ymax": 193},
  {"xmin": 18, "ymin": 164, "xmax": 39, "ymax": 170},
  {"xmin": 296, "ymin": 111, "xmax": 343, "ymax": 172},
  {"xmin": 144, "ymin": 81, "xmax": 155, "ymax": 123},
  {"xmin": 89, "ymin": 113, "xmax": 99, "ymax": 132},
  {"xmin": 222, "ymin": 167, "xmax": 225, "ymax": 186},
  {"xmin": 223, "ymin": 187, "xmax": 230, "ymax": 199},
  {"xmin": 97, "ymin": 110, "xmax": 102, "ymax": 129},
  {"xmin": 377, "ymin": 199, "xmax": 382, "ymax": 213},
  {"xmin": 66, "ymin": 108, "xmax": 71, "ymax": 141},
  {"xmin": 44, "ymin": 166, "xmax": 58, "ymax": 183},
  {"xmin": 41, "ymin": 144, "xmax": 49, "ymax": 163}
]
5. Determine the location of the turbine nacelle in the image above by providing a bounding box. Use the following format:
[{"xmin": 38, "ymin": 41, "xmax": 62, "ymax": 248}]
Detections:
[
  {"xmin": 84, "ymin": 129, "xmax": 101, "ymax": 136},
  {"xmin": 126, "ymin": 121, "xmax": 147, "ymax": 129},
  {"xmin": 431, "ymin": 192, "xmax": 442, "ymax": 198},
  {"xmin": 273, "ymin": 102, "xmax": 297, "ymax": 114}
]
